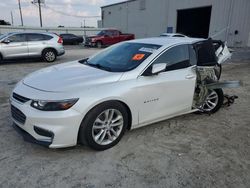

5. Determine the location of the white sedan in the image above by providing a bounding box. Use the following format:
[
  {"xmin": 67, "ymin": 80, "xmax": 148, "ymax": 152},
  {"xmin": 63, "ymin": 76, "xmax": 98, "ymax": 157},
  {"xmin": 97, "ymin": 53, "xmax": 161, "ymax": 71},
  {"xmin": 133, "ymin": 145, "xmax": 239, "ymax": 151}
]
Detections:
[
  {"xmin": 10, "ymin": 37, "xmax": 232, "ymax": 150},
  {"xmin": 160, "ymin": 33, "xmax": 188, "ymax": 38}
]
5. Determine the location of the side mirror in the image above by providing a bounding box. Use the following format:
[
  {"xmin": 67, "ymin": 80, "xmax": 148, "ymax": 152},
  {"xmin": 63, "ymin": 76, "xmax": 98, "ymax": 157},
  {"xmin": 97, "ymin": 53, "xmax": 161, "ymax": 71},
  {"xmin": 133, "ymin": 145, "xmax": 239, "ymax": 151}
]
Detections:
[
  {"xmin": 151, "ymin": 63, "xmax": 167, "ymax": 75},
  {"xmin": 2, "ymin": 38, "xmax": 10, "ymax": 44},
  {"xmin": 104, "ymin": 34, "xmax": 109, "ymax": 37}
]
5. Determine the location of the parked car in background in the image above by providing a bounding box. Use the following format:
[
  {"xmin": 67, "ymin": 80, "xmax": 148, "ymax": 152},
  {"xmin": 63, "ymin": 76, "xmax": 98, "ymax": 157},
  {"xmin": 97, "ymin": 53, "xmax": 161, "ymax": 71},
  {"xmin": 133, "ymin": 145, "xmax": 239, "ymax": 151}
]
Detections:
[
  {"xmin": 85, "ymin": 29, "xmax": 135, "ymax": 48},
  {"xmin": 60, "ymin": 33, "xmax": 83, "ymax": 45},
  {"xmin": 160, "ymin": 33, "xmax": 188, "ymax": 38},
  {"xmin": 10, "ymin": 37, "xmax": 236, "ymax": 151},
  {"xmin": 0, "ymin": 32, "xmax": 64, "ymax": 62}
]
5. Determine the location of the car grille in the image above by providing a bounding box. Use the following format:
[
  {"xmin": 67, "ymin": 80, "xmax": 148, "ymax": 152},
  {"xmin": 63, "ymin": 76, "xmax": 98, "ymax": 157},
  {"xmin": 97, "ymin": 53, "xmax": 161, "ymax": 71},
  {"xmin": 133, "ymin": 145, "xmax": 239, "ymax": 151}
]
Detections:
[
  {"xmin": 11, "ymin": 105, "xmax": 26, "ymax": 125},
  {"xmin": 13, "ymin": 93, "xmax": 30, "ymax": 103}
]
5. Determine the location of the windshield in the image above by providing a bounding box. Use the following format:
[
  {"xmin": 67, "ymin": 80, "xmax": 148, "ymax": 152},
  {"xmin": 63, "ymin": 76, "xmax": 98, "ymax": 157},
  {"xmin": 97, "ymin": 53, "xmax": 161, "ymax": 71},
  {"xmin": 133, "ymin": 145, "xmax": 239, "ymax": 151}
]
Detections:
[
  {"xmin": 96, "ymin": 30, "xmax": 106, "ymax": 36},
  {"xmin": 79, "ymin": 42, "xmax": 161, "ymax": 72},
  {"xmin": 0, "ymin": 33, "xmax": 10, "ymax": 40},
  {"xmin": 160, "ymin": 34, "xmax": 170, "ymax": 37}
]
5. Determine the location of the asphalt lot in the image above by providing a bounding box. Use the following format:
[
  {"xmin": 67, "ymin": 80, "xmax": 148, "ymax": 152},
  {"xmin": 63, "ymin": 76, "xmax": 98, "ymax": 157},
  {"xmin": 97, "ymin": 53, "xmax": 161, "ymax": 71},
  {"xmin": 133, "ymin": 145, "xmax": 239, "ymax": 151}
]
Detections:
[{"xmin": 0, "ymin": 46, "xmax": 250, "ymax": 188}]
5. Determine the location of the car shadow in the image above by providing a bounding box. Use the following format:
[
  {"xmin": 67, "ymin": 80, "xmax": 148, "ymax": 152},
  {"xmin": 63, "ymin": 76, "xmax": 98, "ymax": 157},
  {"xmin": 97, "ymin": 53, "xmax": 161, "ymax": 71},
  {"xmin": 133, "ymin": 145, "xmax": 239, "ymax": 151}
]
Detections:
[{"xmin": 0, "ymin": 58, "xmax": 46, "ymax": 65}]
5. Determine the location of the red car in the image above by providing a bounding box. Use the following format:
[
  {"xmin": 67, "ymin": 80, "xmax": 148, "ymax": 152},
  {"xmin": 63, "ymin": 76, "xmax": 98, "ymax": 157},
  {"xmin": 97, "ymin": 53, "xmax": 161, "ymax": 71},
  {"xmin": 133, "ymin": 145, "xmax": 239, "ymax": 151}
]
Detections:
[{"xmin": 85, "ymin": 29, "xmax": 135, "ymax": 48}]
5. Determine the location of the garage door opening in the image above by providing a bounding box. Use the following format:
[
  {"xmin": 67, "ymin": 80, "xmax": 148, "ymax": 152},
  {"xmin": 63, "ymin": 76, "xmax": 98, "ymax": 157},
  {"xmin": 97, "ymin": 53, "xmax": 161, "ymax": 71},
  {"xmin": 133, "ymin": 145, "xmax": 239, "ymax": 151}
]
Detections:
[{"xmin": 177, "ymin": 6, "xmax": 212, "ymax": 38}]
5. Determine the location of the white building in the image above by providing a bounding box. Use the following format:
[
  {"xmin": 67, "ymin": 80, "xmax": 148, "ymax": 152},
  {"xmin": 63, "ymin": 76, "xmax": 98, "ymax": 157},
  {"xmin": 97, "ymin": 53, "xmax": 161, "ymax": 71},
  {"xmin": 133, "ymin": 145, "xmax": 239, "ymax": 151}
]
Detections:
[{"xmin": 101, "ymin": 0, "xmax": 250, "ymax": 47}]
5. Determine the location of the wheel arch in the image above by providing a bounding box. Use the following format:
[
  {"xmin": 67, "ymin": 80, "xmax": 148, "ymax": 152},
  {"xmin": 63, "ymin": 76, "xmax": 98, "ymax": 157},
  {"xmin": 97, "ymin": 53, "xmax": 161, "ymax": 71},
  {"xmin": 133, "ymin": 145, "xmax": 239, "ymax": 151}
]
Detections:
[
  {"xmin": 117, "ymin": 100, "xmax": 132, "ymax": 130},
  {"xmin": 85, "ymin": 99, "xmax": 132, "ymax": 130},
  {"xmin": 42, "ymin": 47, "xmax": 58, "ymax": 56},
  {"xmin": 77, "ymin": 99, "xmax": 133, "ymax": 143},
  {"xmin": 96, "ymin": 40, "xmax": 103, "ymax": 44},
  {"xmin": 96, "ymin": 40, "xmax": 103, "ymax": 47}
]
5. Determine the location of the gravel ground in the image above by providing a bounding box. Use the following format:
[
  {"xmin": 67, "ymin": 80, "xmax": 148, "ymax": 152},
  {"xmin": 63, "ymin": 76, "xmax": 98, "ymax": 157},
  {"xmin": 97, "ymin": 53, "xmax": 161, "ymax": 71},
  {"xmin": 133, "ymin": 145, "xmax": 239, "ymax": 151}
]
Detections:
[{"xmin": 0, "ymin": 47, "xmax": 249, "ymax": 188}]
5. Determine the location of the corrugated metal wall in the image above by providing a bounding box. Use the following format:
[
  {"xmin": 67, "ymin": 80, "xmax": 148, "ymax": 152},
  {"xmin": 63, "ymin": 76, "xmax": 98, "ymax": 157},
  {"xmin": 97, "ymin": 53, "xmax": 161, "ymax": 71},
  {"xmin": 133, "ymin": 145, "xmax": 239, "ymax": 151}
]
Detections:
[
  {"xmin": 102, "ymin": 0, "xmax": 168, "ymax": 38},
  {"xmin": 102, "ymin": 0, "xmax": 250, "ymax": 47},
  {"xmin": 226, "ymin": 0, "xmax": 250, "ymax": 47}
]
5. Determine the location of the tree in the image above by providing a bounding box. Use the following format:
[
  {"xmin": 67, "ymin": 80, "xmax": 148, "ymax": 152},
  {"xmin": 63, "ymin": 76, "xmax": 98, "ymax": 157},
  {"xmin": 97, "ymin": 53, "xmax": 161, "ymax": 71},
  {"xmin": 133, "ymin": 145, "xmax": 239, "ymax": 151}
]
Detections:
[{"xmin": 0, "ymin": 20, "xmax": 11, "ymax": 25}]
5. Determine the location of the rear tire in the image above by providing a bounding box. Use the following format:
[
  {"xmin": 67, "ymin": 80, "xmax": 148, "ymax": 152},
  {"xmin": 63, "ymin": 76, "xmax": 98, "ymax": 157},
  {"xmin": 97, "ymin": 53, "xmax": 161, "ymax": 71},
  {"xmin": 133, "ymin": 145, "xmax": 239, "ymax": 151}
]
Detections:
[
  {"xmin": 0, "ymin": 54, "xmax": 3, "ymax": 63},
  {"xmin": 79, "ymin": 101, "xmax": 128, "ymax": 150},
  {"xmin": 42, "ymin": 49, "xmax": 57, "ymax": 62},
  {"xmin": 199, "ymin": 89, "xmax": 224, "ymax": 113}
]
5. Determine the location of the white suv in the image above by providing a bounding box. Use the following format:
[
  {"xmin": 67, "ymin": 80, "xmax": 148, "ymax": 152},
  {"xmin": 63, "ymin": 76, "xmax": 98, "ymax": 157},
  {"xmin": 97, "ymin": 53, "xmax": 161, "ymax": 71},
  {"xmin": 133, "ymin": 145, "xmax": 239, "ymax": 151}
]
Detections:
[{"xmin": 0, "ymin": 32, "xmax": 65, "ymax": 62}]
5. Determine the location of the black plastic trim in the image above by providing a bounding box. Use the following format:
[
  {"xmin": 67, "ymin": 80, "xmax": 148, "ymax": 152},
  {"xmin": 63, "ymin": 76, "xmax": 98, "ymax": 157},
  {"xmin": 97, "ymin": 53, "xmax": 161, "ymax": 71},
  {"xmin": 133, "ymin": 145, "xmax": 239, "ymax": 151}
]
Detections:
[
  {"xmin": 11, "ymin": 105, "xmax": 26, "ymax": 124},
  {"xmin": 13, "ymin": 123, "xmax": 52, "ymax": 147},
  {"xmin": 13, "ymin": 93, "xmax": 30, "ymax": 103},
  {"xmin": 34, "ymin": 126, "xmax": 54, "ymax": 138}
]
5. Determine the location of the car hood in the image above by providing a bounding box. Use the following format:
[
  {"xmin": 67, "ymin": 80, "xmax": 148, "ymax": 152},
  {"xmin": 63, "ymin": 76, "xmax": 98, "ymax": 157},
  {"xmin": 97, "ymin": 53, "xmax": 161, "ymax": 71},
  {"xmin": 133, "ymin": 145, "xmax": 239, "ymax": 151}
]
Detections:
[{"xmin": 23, "ymin": 61, "xmax": 123, "ymax": 92}]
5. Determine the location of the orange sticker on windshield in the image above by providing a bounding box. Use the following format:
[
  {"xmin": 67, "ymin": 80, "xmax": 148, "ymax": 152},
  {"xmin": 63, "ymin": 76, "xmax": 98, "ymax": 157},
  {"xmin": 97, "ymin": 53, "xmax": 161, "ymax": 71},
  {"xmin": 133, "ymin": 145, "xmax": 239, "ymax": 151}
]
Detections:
[{"xmin": 132, "ymin": 54, "xmax": 145, "ymax": 61}]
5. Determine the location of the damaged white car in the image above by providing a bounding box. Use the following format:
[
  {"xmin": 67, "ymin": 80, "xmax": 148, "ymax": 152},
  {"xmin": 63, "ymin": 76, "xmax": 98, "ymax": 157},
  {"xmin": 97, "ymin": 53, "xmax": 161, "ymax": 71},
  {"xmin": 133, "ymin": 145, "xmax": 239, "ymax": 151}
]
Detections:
[{"xmin": 10, "ymin": 37, "xmax": 240, "ymax": 150}]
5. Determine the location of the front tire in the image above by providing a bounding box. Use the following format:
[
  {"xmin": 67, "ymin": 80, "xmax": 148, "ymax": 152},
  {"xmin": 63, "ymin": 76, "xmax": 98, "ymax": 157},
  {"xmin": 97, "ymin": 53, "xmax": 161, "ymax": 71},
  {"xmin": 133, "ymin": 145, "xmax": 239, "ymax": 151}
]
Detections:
[
  {"xmin": 200, "ymin": 89, "xmax": 224, "ymax": 113},
  {"xmin": 96, "ymin": 41, "xmax": 102, "ymax": 48},
  {"xmin": 79, "ymin": 101, "xmax": 128, "ymax": 150},
  {"xmin": 42, "ymin": 49, "xmax": 57, "ymax": 62}
]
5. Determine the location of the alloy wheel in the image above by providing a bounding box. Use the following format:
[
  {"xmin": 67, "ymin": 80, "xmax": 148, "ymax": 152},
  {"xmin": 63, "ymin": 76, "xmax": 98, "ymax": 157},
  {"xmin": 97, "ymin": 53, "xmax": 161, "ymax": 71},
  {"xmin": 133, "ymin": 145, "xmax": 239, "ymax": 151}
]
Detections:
[
  {"xmin": 92, "ymin": 109, "xmax": 124, "ymax": 145},
  {"xmin": 201, "ymin": 90, "xmax": 219, "ymax": 112},
  {"xmin": 45, "ymin": 51, "xmax": 56, "ymax": 62}
]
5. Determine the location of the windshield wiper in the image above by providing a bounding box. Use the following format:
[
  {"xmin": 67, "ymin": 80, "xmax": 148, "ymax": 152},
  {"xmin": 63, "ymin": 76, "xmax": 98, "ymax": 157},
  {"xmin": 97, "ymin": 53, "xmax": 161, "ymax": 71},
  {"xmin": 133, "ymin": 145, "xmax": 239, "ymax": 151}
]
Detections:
[
  {"xmin": 88, "ymin": 63, "xmax": 111, "ymax": 71},
  {"xmin": 79, "ymin": 59, "xmax": 111, "ymax": 71},
  {"xmin": 79, "ymin": 58, "xmax": 89, "ymax": 64}
]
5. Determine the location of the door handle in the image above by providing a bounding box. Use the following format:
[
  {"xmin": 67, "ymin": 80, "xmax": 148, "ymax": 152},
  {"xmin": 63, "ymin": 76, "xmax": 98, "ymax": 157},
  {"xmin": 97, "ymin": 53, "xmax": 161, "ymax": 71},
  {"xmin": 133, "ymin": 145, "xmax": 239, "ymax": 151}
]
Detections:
[{"xmin": 185, "ymin": 75, "xmax": 195, "ymax": 79}]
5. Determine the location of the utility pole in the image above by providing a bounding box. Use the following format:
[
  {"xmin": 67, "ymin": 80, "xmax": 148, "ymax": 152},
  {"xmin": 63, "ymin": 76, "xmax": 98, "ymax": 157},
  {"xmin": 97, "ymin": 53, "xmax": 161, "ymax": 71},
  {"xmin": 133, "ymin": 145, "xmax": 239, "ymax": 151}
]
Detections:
[
  {"xmin": 83, "ymin": 19, "xmax": 86, "ymax": 37},
  {"xmin": 38, "ymin": 0, "xmax": 43, "ymax": 27},
  {"xmin": 18, "ymin": 0, "xmax": 23, "ymax": 26},
  {"xmin": 10, "ymin": 11, "xmax": 14, "ymax": 25}
]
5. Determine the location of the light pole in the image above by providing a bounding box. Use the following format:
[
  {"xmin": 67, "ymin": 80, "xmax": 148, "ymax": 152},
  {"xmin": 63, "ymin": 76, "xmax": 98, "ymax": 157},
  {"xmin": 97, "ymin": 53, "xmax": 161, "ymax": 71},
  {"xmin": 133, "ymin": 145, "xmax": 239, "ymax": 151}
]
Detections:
[
  {"xmin": 18, "ymin": 0, "xmax": 23, "ymax": 26},
  {"xmin": 83, "ymin": 19, "xmax": 86, "ymax": 37},
  {"xmin": 38, "ymin": 0, "xmax": 43, "ymax": 27},
  {"xmin": 32, "ymin": 0, "xmax": 43, "ymax": 27},
  {"xmin": 10, "ymin": 11, "xmax": 14, "ymax": 25}
]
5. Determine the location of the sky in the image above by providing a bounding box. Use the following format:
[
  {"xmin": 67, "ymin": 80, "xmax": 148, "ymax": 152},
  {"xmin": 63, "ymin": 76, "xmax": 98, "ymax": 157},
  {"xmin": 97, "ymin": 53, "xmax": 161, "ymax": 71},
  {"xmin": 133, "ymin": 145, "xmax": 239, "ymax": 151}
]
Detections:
[{"xmin": 0, "ymin": 0, "xmax": 123, "ymax": 27}]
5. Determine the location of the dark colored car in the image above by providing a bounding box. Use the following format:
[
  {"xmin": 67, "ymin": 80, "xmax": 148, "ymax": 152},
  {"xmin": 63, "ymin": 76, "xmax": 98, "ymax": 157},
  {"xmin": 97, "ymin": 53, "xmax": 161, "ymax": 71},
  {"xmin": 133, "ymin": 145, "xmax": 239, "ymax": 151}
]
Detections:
[
  {"xmin": 85, "ymin": 29, "xmax": 135, "ymax": 48},
  {"xmin": 59, "ymin": 33, "xmax": 83, "ymax": 45}
]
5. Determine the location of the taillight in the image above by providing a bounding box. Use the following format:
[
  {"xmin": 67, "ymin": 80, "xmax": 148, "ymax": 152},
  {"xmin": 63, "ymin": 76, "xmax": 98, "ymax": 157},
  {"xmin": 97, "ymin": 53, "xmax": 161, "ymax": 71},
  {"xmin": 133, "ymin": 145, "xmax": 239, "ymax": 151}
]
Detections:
[{"xmin": 58, "ymin": 37, "xmax": 63, "ymax": 44}]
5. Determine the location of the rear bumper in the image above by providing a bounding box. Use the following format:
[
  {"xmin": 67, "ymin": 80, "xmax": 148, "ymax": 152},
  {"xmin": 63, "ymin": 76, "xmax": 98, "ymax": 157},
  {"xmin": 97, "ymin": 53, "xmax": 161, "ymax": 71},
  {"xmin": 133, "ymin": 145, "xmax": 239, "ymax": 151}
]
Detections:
[
  {"xmin": 57, "ymin": 47, "xmax": 65, "ymax": 56},
  {"xmin": 57, "ymin": 50, "xmax": 65, "ymax": 56},
  {"xmin": 56, "ymin": 45, "xmax": 65, "ymax": 56}
]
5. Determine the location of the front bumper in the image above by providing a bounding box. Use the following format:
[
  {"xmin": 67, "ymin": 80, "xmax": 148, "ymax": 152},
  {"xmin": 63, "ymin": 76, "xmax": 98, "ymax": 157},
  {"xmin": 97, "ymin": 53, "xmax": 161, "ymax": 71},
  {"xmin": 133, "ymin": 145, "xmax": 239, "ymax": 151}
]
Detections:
[
  {"xmin": 10, "ymin": 95, "xmax": 83, "ymax": 148},
  {"xmin": 84, "ymin": 41, "xmax": 96, "ymax": 47},
  {"xmin": 13, "ymin": 123, "xmax": 53, "ymax": 147}
]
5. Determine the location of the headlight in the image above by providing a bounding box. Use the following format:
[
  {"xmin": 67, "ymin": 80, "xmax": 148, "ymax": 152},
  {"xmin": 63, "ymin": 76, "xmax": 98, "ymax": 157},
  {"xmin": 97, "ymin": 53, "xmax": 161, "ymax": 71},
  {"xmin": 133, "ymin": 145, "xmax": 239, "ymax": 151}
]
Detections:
[{"xmin": 30, "ymin": 98, "xmax": 79, "ymax": 111}]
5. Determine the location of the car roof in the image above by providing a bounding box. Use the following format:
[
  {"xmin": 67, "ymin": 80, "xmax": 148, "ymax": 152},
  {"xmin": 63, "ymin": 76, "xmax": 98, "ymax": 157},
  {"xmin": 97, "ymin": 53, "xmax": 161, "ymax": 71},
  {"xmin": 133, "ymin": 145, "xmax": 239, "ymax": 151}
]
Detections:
[
  {"xmin": 161, "ymin": 33, "xmax": 186, "ymax": 36},
  {"xmin": 128, "ymin": 37, "xmax": 205, "ymax": 47},
  {"xmin": 5, "ymin": 32, "xmax": 57, "ymax": 37}
]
